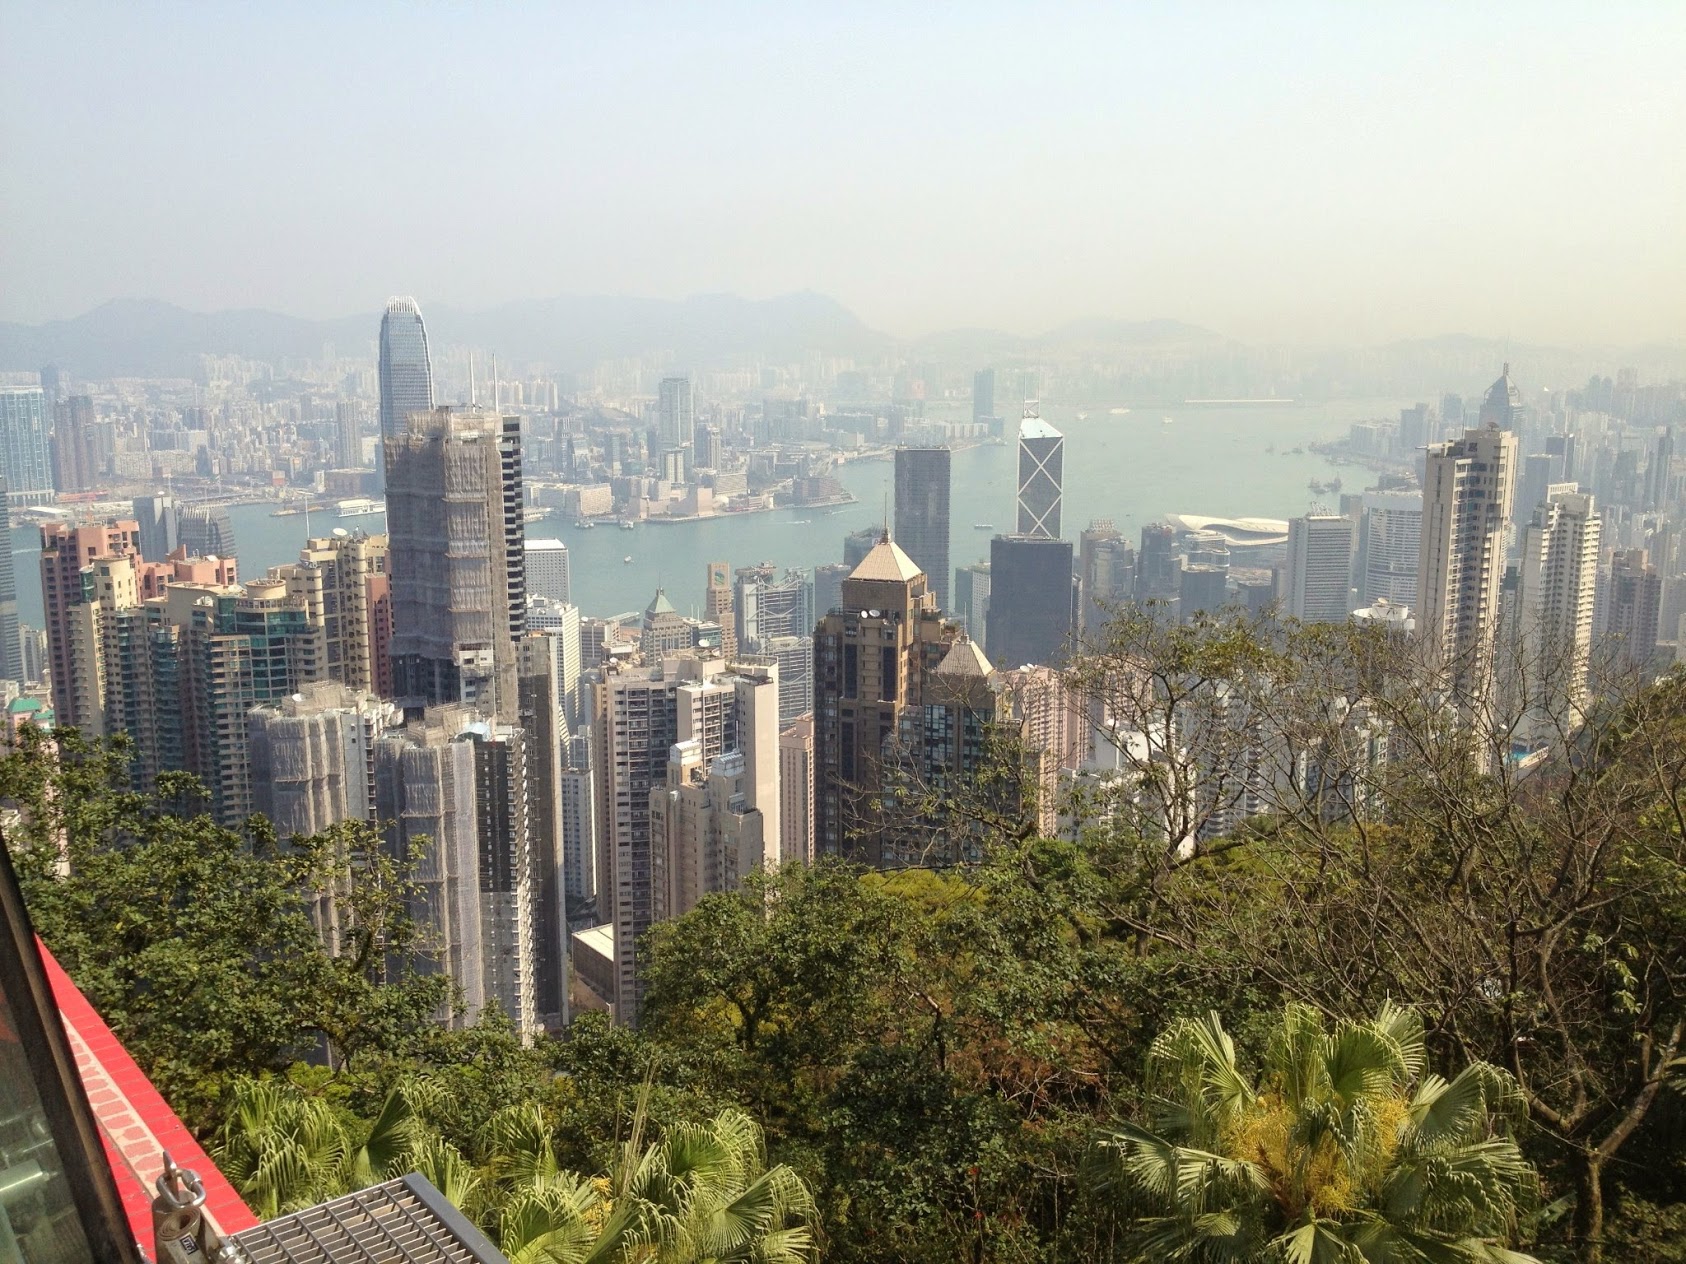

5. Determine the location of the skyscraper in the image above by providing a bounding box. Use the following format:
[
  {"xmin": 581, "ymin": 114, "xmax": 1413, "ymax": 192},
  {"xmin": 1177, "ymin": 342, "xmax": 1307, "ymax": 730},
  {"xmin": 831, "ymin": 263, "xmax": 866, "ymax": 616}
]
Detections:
[
  {"xmin": 657, "ymin": 376, "xmax": 694, "ymax": 474},
  {"xmin": 39, "ymin": 520, "xmax": 144, "ymax": 728},
  {"xmin": 147, "ymin": 575, "xmax": 317, "ymax": 827},
  {"xmin": 176, "ymin": 504, "xmax": 238, "ymax": 562},
  {"xmin": 0, "ymin": 386, "xmax": 54, "ymax": 506},
  {"xmin": 0, "ymin": 482, "xmax": 18, "ymax": 682},
  {"xmin": 778, "ymin": 715, "xmax": 815, "ymax": 865},
  {"xmin": 1515, "ymin": 487, "xmax": 1600, "ymax": 745},
  {"xmin": 972, "ymin": 368, "xmax": 995, "ymax": 423},
  {"xmin": 518, "ymin": 634, "xmax": 569, "ymax": 1031},
  {"xmin": 953, "ymin": 562, "xmax": 991, "ymax": 642},
  {"xmin": 1354, "ymin": 491, "xmax": 1422, "ymax": 608},
  {"xmin": 385, "ymin": 406, "xmax": 523, "ymax": 720},
  {"xmin": 524, "ymin": 538, "xmax": 571, "ymax": 604},
  {"xmin": 590, "ymin": 654, "xmax": 777, "ymax": 1019},
  {"xmin": 843, "ymin": 526, "xmax": 880, "ymax": 569},
  {"xmin": 812, "ymin": 535, "xmax": 963, "ymax": 864},
  {"xmin": 249, "ymin": 683, "xmax": 399, "ymax": 838},
  {"xmin": 1016, "ymin": 414, "xmax": 1064, "ymax": 539},
  {"xmin": 894, "ymin": 447, "xmax": 952, "ymax": 611},
  {"xmin": 1477, "ymin": 363, "xmax": 1523, "ymax": 431},
  {"xmin": 1418, "ymin": 422, "xmax": 1519, "ymax": 697},
  {"xmin": 335, "ymin": 398, "xmax": 364, "ymax": 469},
  {"xmin": 1284, "ymin": 515, "xmax": 1355, "ymax": 623},
  {"xmin": 271, "ymin": 531, "xmax": 390, "ymax": 694},
  {"xmin": 1601, "ymin": 549, "xmax": 1662, "ymax": 672},
  {"xmin": 132, "ymin": 494, "xmax": 178, "ymax": 562},
  {"xmin": 704, "ymin": 560, "xmax": 736, "ymax": 661},
  {"xmin": 1136, "ymin": 522, "xmax": 1179, "ymax": 600},
  {"xmin": 987, "ymin": 536, "xmax": 1076, "ymax": 668},
  {"xmin": 377, "ymin": 298, "xmax": 434, "ymax": 445},
  {"xmin": 1079, "ymin": 521, "xmax": 1134, "ymax": 633},
  {"xmin": 50, "ymin": 395, "xmax": 98, "ymax": 494}
]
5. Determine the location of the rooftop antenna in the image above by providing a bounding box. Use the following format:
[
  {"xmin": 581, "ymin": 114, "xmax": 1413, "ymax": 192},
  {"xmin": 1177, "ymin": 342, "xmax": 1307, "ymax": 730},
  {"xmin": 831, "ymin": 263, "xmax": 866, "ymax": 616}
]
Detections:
[
  {"xmin": 469, "ymin": 351, "xmax": 477, "ymax": 405},
  {"xmin": 882, "ymin": 491, "xmax": 890, "ymax": 543},
  {"xmin": 491, "ymin": 354, "xmax": 499, "ymax": 413}
]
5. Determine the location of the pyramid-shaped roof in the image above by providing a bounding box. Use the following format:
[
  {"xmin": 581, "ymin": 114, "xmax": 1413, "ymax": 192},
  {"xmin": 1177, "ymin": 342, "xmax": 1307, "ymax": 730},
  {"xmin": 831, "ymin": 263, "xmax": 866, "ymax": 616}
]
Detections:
[
  {"xmin": 645, "ymin": 587, "xmax": 677, "ymax": 617},
  {"xmin": 848, "ymin": 533, "xmax": 924, "ymax": 583},
  {"xmin": 934, "ymin": 635, "xmax": 994, "ymax": 678}
]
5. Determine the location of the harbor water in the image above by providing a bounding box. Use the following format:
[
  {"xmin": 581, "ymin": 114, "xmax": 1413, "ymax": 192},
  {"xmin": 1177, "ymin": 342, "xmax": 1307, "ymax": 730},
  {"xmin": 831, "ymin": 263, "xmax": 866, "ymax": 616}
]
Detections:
[{"xmin": 11, "ymin": 399, "xmax": 1401, "ymax": 629}]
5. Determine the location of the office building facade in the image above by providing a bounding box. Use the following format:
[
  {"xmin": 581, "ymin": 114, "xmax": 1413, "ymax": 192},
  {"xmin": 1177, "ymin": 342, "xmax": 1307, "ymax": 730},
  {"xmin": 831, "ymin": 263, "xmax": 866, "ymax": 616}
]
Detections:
[
  {"xmin": 986, "ymin": 535, "xmax": 1077, "ymax": 669},
  {"xmin": 0, "ymin": 386, "xmax": 54, "ymax": 506},
  {"xmin": 894, "ymin": 447, "xmax": 952, "ymax": 611},
  {"xmin": 1284, "ymin": 514, "xmax": 1355, "ymax": 623}
]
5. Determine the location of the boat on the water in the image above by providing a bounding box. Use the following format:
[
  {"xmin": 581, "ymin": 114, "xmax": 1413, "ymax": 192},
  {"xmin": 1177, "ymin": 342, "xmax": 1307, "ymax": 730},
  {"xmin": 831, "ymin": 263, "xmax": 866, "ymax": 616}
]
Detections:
[
  {"xmin": 973, "ymin": 523, "xmax": 994, "ymax": 530},
  {"xmin": 337, "ymin": 497, "xmax": 385, "ymax": 518},
  {"xmin": 575, "ymin": 519, "xmax": 595, "ymax": 529},
  {"xmin": 619, "ymin": 519, "xmax": 637, "ymax": 531},
  {"xmin": 623, "ymin": 555, "xmax": 633, "ymax": 564},
  {"xmin": 523, "ymin": 508, "xmax": 550, "ymax": 524},
  {"xmin": 270, "ymin": 507, "xmax": 304, "ymax": 517},
  {"xmin": 1109, "ymin": 407, "xmax": 1130, "ymax": 416}
]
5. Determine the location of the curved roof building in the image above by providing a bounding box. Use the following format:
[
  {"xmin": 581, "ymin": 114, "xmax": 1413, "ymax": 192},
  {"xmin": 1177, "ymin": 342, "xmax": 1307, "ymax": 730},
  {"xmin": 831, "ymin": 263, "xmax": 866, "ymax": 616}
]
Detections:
[{"xmin": 1162, "ymin": 513, "xmax": 1291, "ymax": 547}]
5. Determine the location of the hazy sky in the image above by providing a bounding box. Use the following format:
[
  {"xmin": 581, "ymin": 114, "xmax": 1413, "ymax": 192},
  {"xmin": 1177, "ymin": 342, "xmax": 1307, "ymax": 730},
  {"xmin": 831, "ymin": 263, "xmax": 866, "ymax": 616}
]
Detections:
[{"xmin": 3, "ymin": 3, "xmax": 1683, "ymax": 345}]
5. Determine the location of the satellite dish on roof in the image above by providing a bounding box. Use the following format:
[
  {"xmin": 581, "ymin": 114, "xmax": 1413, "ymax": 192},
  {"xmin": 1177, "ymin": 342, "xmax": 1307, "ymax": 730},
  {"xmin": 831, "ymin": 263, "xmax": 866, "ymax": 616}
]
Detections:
[{"xmin": 333, "ymin": 527, "xmax": 349, "ymax": 537}]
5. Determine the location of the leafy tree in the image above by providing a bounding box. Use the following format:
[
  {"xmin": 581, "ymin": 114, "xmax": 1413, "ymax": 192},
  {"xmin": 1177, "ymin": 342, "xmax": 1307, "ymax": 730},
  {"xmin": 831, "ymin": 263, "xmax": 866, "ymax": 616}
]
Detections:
[
  {"xmin": 1096, "ymin": 1002, "xmax": 1540, "ymax": 1262},
  {"xmin": 0, "ymin": 728, "xmax": 446, "ymax": 1126}
]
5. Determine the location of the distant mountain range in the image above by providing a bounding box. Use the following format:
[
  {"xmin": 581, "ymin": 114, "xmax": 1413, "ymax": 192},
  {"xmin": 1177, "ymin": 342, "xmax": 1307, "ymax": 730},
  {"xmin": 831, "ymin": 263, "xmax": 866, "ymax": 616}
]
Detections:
[
  {"xmin": 3, "ymin": 297, "xmax": 1678, "ymax": 390},
  {"xmin": 0, "ymin": 295, "xmax": 1227, "ymax": 380},
  {"xmin": 0, "ymin": 294, "xmax": 895, "ymax": 379}
]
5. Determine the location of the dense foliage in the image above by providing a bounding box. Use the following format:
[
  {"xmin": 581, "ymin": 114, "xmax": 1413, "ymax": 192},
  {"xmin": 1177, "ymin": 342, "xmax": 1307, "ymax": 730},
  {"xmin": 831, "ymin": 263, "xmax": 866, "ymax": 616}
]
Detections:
[{"xmin": 6, "ymin": 612, "xmax": 1684, "ymax": 1262}]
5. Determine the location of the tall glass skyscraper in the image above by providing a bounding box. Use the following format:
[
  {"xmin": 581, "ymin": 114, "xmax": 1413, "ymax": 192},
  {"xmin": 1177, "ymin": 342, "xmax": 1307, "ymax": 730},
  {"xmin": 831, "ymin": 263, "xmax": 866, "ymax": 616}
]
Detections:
[
  {"xmin": 1016, "ymin": 413, "xmax": 1064, "ymax": 539},
  {"xmin": 378, "ymin": 297, "xmax": 434, "ymax": 483},
  {"xmin": 0, "ymin": 386, "xmax": 54, "ymax": 507},
  {"xmin": 893, "ymin": 447, "xmax": 952, "ymax": 612}
]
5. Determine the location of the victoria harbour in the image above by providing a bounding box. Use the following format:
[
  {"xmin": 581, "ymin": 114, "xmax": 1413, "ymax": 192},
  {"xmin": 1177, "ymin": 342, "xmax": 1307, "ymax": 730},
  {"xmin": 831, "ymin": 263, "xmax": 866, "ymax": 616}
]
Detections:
[{"xmin": 8, "ymin": 399, "xmax": 1394, "ymax": 629}]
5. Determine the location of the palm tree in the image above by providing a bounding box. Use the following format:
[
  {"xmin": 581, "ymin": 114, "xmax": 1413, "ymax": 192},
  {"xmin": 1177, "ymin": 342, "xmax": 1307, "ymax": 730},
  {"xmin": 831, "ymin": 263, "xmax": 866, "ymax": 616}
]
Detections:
[
  {"xmin": 1095, "ymin": 1002, "xmax": 1541, "ymax": 1262},
  {"xmin": 493, "ymin": 1098, "xmax": 817, "ymax": 1264},
  {"xmin": 215, "ymin": 1077, "xmax": 431, "ymax": 1218},
  {"xmin": 214, "ymin": 1080, "xmax": 351, "ymax": 1218},
  {"xmin": 217, "ymin": 1078, "xmax": 817, "ymax": 1263}
]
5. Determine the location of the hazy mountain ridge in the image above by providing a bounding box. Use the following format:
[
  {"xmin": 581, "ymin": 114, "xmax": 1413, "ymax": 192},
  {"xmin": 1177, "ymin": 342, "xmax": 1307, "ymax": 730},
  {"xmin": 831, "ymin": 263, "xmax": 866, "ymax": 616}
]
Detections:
[
  {"xmin": 2, "ymin": 297, "xmax": 1679, "ymax": 387},
  {"xmin": 0, "ymin": 293, "xmax": 892, "ymax": 379}
]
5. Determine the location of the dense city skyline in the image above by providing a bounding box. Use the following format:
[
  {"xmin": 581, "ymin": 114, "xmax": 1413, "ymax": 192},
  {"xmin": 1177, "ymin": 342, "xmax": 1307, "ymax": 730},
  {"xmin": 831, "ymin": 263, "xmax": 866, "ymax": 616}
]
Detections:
[
  {"xmin": 3, "ymin": 9, "xmax": 1683, "ymax": 1258},
  {"xmin": 3, "ymin": 6, "xmax": 1683, "ymax": 346}
]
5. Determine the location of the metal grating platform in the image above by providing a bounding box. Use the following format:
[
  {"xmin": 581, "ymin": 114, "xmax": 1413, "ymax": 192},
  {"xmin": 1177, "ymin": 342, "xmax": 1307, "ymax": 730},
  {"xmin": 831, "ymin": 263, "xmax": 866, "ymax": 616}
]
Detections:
[{"xmin": 226, "ymin": 1174, "xmax": 507, "ymax": 1264}]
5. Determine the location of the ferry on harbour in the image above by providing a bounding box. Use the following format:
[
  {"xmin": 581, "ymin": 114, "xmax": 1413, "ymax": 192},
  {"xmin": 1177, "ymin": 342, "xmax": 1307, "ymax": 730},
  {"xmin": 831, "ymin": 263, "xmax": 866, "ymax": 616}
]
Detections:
[{"xmin": 336, "ymin": 497, "xmax": 385, "ymax": 518}]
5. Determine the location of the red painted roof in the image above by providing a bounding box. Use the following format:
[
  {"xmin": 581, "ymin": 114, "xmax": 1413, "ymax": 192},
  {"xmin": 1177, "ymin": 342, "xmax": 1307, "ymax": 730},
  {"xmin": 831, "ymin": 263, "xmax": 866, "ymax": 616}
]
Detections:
[{"xmin": 39, "ymin": 938, "xmax": 259, "ymax": 1249}]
